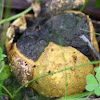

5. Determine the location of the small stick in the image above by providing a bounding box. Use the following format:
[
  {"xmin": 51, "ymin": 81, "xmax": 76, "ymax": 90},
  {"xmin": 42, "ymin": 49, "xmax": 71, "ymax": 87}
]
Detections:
[{"xmin": 80, "ymin": 35, "xmax": 100, "ymax": 60}]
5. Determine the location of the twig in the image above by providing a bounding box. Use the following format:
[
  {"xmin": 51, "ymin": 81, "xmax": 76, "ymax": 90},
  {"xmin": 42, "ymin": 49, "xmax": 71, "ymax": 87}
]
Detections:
[{"xmin": 80, "ymin": 35, "xmax": 100, "ymax": 60}]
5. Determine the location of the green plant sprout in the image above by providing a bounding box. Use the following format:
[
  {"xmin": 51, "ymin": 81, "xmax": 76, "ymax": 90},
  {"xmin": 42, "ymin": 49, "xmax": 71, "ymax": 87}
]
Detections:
[
  {"xmin": 0, "ymin": 47, "xmax": 6, "ymax": 75},
  {"xmin": 85, "ymin": 65, "xmax": 100, "ymax": 96},
  {"xmin": 0, "ymin": 65, "xmax": 11, "ymax": 82},
  {"xmin": 0, "ymin": 47, "xmax": 6, "ymax": 62}
]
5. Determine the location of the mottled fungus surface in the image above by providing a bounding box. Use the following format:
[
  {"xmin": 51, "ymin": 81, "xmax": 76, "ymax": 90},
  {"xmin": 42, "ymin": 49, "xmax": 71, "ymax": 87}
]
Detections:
[{"xmin": 16, "ymin": 12, "xmax": 93, "ymax": 61}]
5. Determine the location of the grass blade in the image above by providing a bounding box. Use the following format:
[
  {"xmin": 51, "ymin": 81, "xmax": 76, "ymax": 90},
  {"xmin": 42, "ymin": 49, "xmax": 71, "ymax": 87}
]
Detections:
[
  {"xmin": 80, "ymin": 0, "xmax": 89, "ymax": 12},
  {"xmin": 0, "ymin": 84, "xmax": 13, "ymax": 98},
  {"xmin": 58, "ymin": 91, "xmax": 95, "ymax": 99},
  {"xmin": 0, "ymin": 6, "xmax": 32, "ymax": 25},
  {"xmin": 0, "ymin": 0, "xmax": 4, "ymax": 20},
  {"xmin": 58, "ymin": 37, "xmax": 67, "ymax": 97},
  {"xmin": 96, "ymin": 0, "xmax": 100, "ymax": 8},
  {"xmin": 80, "ymin": 28, "xmax": 100, "ymax": 36}
]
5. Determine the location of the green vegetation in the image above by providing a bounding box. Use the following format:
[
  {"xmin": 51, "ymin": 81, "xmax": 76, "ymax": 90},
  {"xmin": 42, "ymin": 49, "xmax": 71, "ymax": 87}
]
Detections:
[
  {"xmin": 0, "ymin": 47, "xmax": 11, "ymax": 99},
  {"xmin": 96, "ymin": 0, "xmax": 100, "ymax": 8},
  {"xmin": 0, "ymin": 48, "xmax": 6, "ymax": 61},
  {"xmin": 80, "ymin": 0, "xmax": 89, "ymax": 12},
  {"xmin": 86, "ymin": 65, "xmax": 100, "ymax": 96}
]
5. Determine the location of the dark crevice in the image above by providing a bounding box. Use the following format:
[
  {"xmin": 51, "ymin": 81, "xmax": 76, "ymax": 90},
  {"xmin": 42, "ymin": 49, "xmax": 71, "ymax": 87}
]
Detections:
[
  {"xmin": 13, "ymin": 25, "xmax": 23, "ymax": 43},
  {"xmin": 33, "ymin": 65, "xmax": 36, "ymax": 68},
  {"xmin": 48, "ymin": 70, "xmax": 51, "ymax": 74}
]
